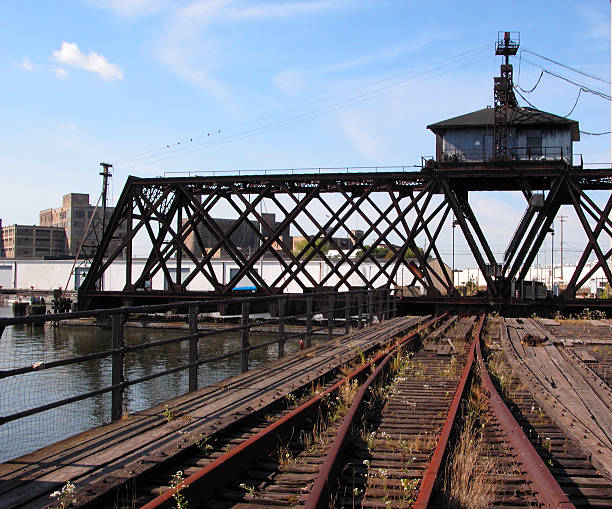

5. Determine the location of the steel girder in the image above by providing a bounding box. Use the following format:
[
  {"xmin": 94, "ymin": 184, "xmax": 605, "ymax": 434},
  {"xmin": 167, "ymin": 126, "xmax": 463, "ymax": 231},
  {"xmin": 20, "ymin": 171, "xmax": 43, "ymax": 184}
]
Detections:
[{"xmin": 78, "ymin": 169, "xmax": 612, "ymax": 309}]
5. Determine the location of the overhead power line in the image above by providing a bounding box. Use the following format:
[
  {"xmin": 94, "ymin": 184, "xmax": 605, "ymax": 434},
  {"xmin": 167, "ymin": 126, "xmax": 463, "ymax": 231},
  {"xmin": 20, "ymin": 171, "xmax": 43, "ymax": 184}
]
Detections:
[
  {"xmin": 522, "ymin": 48, "xmax": 611, "ymax": 85},
  {"xmin": 580, "ymin": 130, "xmax": 612, "ymax": 136},
  {"xmin": 114, "ymin": 44, "xmax": 492, "ymax": 170},
  {"xmin": 122, "ymin": 52, "xmax": 493, "ymax": 171}
]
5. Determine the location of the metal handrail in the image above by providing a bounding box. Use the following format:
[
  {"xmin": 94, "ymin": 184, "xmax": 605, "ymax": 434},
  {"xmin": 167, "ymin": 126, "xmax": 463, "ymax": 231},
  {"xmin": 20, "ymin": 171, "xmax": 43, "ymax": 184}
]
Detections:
[
  {"xmin": 441, "ymin": 145, "xmax": 568, "ymax": 162},
  {"xmin": 0, "ymin": 289, "xmax": 394, "ymax": 443}
]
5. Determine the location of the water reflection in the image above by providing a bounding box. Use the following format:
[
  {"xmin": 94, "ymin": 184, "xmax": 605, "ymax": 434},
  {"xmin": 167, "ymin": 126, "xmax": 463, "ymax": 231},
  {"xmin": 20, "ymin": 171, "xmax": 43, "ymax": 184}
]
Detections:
[{"xmin": 0, "ymin": 306, "xmax": 300, "ymax": 462}]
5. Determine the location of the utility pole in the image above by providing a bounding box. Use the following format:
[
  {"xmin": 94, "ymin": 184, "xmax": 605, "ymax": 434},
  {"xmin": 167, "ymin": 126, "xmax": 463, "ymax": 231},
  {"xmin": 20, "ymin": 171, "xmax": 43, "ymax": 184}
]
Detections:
[
  {"xmin": 551, "ymin": 228, "xmax": 555, "ymax": 289},
  {"xmin": 98, "ymin": 163, "xmax": 113, "ymax": 292},
  {"xmin": 99, "ymin": 162, "xmax": 113, "ymax": 239},
  {"xmin": 559, "ymin": 214, "xmax": 567, "ymax": 283},
  {"xmin": 452, "ymin": 217, "xmax": 459, "ymax": 287}
]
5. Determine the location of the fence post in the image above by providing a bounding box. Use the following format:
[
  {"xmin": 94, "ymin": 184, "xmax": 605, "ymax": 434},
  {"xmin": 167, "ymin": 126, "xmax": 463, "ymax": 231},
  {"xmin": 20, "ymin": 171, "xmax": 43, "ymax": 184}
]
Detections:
[
  {"xmin": 385, "ymin": 290, "xmax": 390, "ymax": 321},
  {"xmin": 241, "ymin": 301, "xmax": 250, "ymax": 372},
  {"xmin": 188, "ymin": 305, "xmax": 198, "ymax": 392},
  {"xmin": 357, "ymin": 291, "xmax": 363, "ymax": 329},
  {"xmin": 328, "ymin": 294, "xmax": 335, "ymax": 341},
  {"xmin": 278, "ymin": 297, "xmax": 285, "ymax": 358},
  {"xmin": 111, "ymin": 314, "xmax": 125, "ymax": 422},
  {"xmin": 344, "ymin": 292, "xmax": 350, "ymax": 335},
  {"xmin": 306, "ymin": 295, "xmax": 313, "ymax": 348},
  {"xmin": 368, "ymin": 291, "xmax": 374, "ymax": 325}
]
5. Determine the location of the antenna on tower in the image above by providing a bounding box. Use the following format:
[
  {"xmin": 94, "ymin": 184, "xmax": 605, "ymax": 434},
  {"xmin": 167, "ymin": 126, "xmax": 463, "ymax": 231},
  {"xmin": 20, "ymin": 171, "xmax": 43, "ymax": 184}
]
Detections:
[{"xmin": 494, "ymin": 31, "xmax": 520, "ymax": 160}]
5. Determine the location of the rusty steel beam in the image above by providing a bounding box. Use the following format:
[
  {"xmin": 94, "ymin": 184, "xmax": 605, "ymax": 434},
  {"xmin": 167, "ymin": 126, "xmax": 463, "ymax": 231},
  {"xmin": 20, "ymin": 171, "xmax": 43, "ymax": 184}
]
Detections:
[{"xmin": 78, "ymin": 169, "xmax": 612, "ymax": 309}]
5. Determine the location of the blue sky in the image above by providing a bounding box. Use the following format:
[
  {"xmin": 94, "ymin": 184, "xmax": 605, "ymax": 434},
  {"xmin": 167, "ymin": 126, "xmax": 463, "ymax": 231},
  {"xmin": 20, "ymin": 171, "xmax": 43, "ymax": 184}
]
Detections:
[{"xmin": 1, "ymin": 1, "xmax": 610, "ymax": 267}]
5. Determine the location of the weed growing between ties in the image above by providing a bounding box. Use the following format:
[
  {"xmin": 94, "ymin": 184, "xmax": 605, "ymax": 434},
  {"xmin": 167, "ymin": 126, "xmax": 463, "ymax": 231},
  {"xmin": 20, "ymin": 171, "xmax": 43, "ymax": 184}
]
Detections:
[
  {"xmin": 177, "ymin": 430, "xmax": 214, "ymax": 455},
  {"xmin": 49, "ymin": 481, "xmax": 78, "ymax": 509},
  {"xmin": 164, "ymin": 404, "xmax": 176, "ymax": 422},
  {"xmin": 169, "ymin": 471, "xmax": 189, "ymax": 509},
  {"xmin": 348, "ymin": 347, "xmax": 423, "ymax": 508},
  {"xmin": 441, "ymin": 389, "xmax": 497, "ymax": 509},
  {"xmin": 113, "ymin": 479, "xmax": 137, "ymax": 509}
]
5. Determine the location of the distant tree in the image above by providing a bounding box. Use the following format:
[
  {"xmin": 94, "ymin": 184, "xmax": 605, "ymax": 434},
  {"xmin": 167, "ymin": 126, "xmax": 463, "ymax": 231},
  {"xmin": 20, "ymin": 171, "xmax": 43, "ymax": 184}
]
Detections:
[
  {"xmin": 355, "ymin": 245, "xmax": 388, "ymax": 258},
  {"xmin": 465, "ymin": 278, "xmax": 477, "ymax": 295},
  {"xmin": 292, "ymin": 237, "xmax": 329, "ymax": 257},
  {"xmin": 403, "ymin": 247, "xmax": 424, "ymax": 259},
  {"xmin": 355, "ymin": 245, "xmax": 426, "ymax": 259}
]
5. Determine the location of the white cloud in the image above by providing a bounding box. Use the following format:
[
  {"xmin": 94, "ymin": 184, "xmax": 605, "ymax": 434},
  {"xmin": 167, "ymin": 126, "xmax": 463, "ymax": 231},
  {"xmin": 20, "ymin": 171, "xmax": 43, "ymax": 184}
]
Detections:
[
  {"xmin": 13, "ymin": 57, "xmax": 36, "ymax": 71},
  {"xmin": 51, "ymin": 41, "xmax": 123, "ymax": 81},
  {"xmin": 87, "ymin": 0, "xmax": 170, "ymax": 16},
  {"xmin": 58, "ymin": 122, "xmax": 77, "ymax": 130},
  {"xmin": 54, "ymin": 67, "xmax": 69, "ymax": 79}
]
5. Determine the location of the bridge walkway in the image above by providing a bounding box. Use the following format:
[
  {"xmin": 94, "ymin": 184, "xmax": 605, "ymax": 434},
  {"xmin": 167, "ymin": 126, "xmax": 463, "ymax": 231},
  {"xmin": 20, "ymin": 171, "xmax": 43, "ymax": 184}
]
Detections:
[{"xmin": 0, "ymin": 315, "xmax": 425, "ymax": 508}]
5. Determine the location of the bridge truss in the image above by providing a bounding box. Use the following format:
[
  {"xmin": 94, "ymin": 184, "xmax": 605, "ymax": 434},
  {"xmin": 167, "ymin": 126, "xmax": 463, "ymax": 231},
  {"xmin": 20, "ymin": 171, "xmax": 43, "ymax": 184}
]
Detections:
[{"xmin": 78, "ymin": 166, "xmax": 612, "ymax": 309}]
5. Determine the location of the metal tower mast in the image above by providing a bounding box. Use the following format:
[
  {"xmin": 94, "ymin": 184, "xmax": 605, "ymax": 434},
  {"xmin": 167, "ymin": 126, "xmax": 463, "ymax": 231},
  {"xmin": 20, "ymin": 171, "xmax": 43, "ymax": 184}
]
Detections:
[{"xmin": 494, "ymin": 31, "xmax": 519, "ymax": 160}]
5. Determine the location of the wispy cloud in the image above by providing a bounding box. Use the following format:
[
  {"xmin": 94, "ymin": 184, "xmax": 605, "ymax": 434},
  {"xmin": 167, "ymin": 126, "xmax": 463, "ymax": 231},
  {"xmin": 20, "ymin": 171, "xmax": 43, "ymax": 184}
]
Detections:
[
  {"xmin": 87, "ymin": 0, "xmax": 171, "ymax": 16},
  {"xmin": 51, "ymin": 41, "xmax": 123, "ymax": 81},
  {"xmin": 58, "ymin": 122, "xmax": 77, "ymax": 130},
  {"xmin": 274, "ymin": 33, "xmax": 448, "ymax": 93},
  {"xmin": 578, "ymin": 3, "xmax": 610, "ymax": 41},
  {"xmin": 156, "ymin": 0, "xmax": 351, "ymax": 108},
  {"xmin": 13, "ymin": 57, "xmax": 36, "ymax": 71},
  {"xmin": 54, "ymin": 67, "xmax": 69, "ymax": 79},
  {"xmin": 225, "ymin": 0, "xmax": 348, "ymax": 20},
  {"xmin": 156, "ymin": 0, "xmax": 234, "ymax": 106},
  {"xmin": 339, "ymin": 111, "xmax": 382, "ymax": 159}
]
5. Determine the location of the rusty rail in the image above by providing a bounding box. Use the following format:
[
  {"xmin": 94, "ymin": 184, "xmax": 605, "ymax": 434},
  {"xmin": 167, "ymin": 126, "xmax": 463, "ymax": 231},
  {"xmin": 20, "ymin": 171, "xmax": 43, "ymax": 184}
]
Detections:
[
  {"xmin": 474, "ymin": 322, "xmax": 575, "ymax": 508},
  {"xmin": 141, "ymin": 314, "xmax": 444, "ymax": 508},
  {"xmin": 303, "ymin": 314, "xmax": 445, "ymax": 508},
  {"xmin": 411, "ymin": 316, "xmax": 480, "ymax": 508}
]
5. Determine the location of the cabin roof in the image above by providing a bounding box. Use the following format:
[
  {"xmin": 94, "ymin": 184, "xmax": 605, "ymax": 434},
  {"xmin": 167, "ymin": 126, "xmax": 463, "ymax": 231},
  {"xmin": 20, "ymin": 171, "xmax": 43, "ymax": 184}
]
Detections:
[{"xmin": 427, "ymin": 107, "xmax": 580, "ymax": 141}]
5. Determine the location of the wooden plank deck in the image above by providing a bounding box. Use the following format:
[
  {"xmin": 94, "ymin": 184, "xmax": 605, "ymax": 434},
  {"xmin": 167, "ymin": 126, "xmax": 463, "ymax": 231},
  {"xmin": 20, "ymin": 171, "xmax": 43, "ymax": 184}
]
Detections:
[
  {"xmin": 500, "ymin": 318, "xmax": 612, "ymax": 481},
  {"xmin": 0, "ymin": 315, "xmax": 425, "ymax": 508}
]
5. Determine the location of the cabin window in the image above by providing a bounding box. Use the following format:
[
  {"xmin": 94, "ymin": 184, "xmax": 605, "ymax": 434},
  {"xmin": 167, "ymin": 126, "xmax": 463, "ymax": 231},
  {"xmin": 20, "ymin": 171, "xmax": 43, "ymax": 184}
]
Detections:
[{"xmin": 526, "ymin": 129, "xmax": 542, "ymax": 157}]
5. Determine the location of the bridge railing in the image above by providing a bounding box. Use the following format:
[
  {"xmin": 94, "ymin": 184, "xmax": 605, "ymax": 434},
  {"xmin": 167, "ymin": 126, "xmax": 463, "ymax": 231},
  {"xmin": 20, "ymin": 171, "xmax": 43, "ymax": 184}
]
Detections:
[
  {"xmin": 0, "ymin": 289, "xmax": 393, "ymax": 461},
  {"xmin": 162, "ymin": 165, "xmax": 420, "ymax": 177}
]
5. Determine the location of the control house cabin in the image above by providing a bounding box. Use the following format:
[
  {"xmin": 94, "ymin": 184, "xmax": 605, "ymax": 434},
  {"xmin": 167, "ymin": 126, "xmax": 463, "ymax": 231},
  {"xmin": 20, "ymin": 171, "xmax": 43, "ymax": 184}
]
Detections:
[{"xmin": 426, "ymin": 106, "xmax": 580, "ymax": 166}]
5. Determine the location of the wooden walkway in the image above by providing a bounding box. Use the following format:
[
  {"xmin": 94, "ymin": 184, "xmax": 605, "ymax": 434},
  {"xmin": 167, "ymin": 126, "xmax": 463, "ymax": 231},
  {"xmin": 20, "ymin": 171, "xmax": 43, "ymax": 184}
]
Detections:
[
  {"xmin": 500, "ymin": 317, "xmax": 612, "ymax": 481},
  {"xmin": 0, "ymin": 315, "xmax": 424, "ymax": 508}
]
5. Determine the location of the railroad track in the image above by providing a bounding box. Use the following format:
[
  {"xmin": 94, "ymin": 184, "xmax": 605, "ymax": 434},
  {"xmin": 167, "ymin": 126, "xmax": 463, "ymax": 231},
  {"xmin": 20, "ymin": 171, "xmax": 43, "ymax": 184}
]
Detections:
[
  {"xmin": 489, "ymin": 317, "xmax": 612, "ymax": 508},
  {"xmin": 68, "ymin": 315, "xmax": 430, "ymax": 509},
  {"xmin": 92, "ymin": 314, "xmax": 612, "ymax": 508}
]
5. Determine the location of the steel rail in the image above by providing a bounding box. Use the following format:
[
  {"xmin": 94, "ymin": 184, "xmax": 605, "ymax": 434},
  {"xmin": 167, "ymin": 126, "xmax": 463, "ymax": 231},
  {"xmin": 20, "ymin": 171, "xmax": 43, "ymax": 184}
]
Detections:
[
  {"xmin": 303, "ymin": 313, "xmax": 447, "ymax": 508},
  {"xmin": 411, "ymin": 316, "xmax": 480, "ymax": 508},
  {"xmin": 475, "ymin": 321, "xmax": 575, "ymax": 509},
  {"xmin": 140, "ymin": 314, "xmax": 444, "ymax": 509}
]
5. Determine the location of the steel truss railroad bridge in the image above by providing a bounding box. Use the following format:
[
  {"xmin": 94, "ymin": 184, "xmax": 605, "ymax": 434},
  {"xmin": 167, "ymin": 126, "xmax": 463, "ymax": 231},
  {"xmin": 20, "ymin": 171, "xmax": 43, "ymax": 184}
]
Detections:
[{"xmin": 77, "ymin": 162, "xmax": 612, "ymax": 311}]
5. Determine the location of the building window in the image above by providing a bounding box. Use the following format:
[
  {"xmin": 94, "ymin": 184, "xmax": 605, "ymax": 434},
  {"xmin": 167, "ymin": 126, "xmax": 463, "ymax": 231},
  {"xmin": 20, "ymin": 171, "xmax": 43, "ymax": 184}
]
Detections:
[{"xmin": 526, "ymin": 129, "xmax": 542, "ymax": 158}]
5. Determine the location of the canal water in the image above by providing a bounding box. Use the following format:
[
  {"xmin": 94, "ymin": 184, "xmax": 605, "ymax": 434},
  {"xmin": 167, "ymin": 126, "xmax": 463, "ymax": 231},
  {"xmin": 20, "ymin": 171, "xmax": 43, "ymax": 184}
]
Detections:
[{"xmin": 0, "ymin": 306, "xmax": 302, "ymax": 463}]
